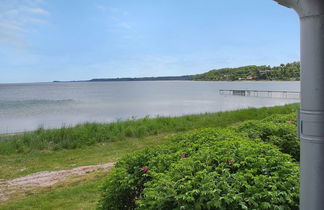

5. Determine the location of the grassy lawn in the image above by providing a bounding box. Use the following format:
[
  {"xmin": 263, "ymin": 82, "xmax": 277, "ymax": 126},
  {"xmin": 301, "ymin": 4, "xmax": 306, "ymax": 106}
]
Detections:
[
  {"xmin": 0, "ymin": 173, "xmax": 106, "ymax": 210},
  {"xmin": 0, "ymin": 134, "xmax": 170, "ymax": 180},
  {"xmin": 0, "ymin": 104, "xmax": 298, "ymax": 155},
  {"xmin": 0, "ymin": 104, "xmax": 299, "ymax": 209},
  {"xmin": 0, "ymin": 135, "xmax": 171, "ymax": 209}
]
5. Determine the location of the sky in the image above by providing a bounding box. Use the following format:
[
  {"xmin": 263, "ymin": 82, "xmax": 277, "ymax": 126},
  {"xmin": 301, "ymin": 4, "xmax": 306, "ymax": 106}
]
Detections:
[{"xmin": 0, "ymin": 0, "xmax": 300, "ymax": 83}]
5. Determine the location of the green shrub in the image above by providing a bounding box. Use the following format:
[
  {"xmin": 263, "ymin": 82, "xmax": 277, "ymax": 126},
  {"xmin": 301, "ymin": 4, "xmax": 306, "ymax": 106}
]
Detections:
[
  {"xmin": 234, "ymin": 115, "xmax": 299, "ymax": 161},
  {"xmin": 261, "ymin": 112, "xmax": 297, "ymax": 125},
  {"xmin": 99, "ymin": 148, "xmax": 158, "ymax": 210},
  {"xmin": 98, "ymin": 128, "xmax": 241, "ymax": 209},
  {"xmin": 138, "ymin": 141, "xmax": 299, "ymax": 210},
  {"xmin": 170, "ymin": 128, "xmax": 246, "ymax": 144},
  {"xmin": 98, "ymin": 128, "xmax": 299, "ymax": 209}
]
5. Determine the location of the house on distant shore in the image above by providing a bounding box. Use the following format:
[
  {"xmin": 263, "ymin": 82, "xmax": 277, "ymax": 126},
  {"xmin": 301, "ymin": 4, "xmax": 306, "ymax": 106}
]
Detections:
[
  {"xmin": 246, "ymin": 75, "xmax": 254, "ymax": 80},
  {"xmin": 259, "ymin": 70, "xmax": 272, "ymax": 74}
]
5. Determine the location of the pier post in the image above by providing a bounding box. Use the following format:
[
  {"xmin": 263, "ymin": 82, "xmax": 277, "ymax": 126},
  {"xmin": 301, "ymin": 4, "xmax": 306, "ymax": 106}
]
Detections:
[{"xmin": 273, "ymin": 0, "xmax": 324, "ymax": 209}]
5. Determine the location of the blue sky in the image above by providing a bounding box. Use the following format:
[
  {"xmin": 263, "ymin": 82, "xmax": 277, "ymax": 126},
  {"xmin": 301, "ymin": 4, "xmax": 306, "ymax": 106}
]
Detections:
[{"xmin": 0, "ymin": 0, "xmax": 299, "ymax": 83}]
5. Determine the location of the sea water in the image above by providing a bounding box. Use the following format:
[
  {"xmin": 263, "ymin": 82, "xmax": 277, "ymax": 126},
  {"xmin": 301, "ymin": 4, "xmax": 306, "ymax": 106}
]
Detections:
[{"xmin": 0, "ymin": 81, "xmax": 300, "ymax": 134}]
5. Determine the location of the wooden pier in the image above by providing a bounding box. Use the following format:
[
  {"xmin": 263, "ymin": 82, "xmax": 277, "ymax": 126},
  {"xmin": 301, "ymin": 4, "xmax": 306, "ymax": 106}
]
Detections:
[{"xmin": 219, "ymin": 89, "xmax": 300, "ymax": 99}]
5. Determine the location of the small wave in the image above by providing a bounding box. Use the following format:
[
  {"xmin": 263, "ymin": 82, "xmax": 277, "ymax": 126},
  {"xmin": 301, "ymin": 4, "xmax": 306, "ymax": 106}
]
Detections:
[{"xmin": 0, "ymin": 99, "xmax": 75, "ymax": 109}]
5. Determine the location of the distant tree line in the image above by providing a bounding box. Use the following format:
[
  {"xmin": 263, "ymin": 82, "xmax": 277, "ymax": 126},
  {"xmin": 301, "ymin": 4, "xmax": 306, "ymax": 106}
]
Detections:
[
  {"xmin": 90, "ymin": 76, "xmax": 190, "ymax": 82},
  {"xmin": 55, "ymin": 62, "xmax": 300, "ymax": 83},
  {"xmin": 190, "ymin": 62, "xmax": 300, "ymax": 81}
]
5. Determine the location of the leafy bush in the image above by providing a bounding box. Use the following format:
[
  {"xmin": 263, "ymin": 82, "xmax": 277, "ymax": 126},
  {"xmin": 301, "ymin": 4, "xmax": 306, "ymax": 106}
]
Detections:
[
  {"xmin": 234, "ymin": 113, "xmax": 299, "ymax": 161},
  {"xmin": 98, "ymin": 128, "xmax": 299, "ymax": 209},
  {"xmin": 261, "ymin": 112, "xmax": 297, "ymax": 124},
  {"xmin": 99, "ymin": 128, "xmax": 239, "ymax": 209},
  {"xmin": 138, "ymin": 141, "xmax": 299, "ymax": 210}
]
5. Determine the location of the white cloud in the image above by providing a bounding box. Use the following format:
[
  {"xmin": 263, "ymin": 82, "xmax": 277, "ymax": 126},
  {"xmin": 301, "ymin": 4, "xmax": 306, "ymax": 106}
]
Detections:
[
  {"xmin": 96, "ymin": 5, "xmax": 107, "ymax": 12},
  {"xmin": 117, "ymin": 21, "xmax": 132, "ymax": 29},
  {"xmin": 0, "ymin": 21, "xmax": 25, "ymax": 32},
  {"xmin": 108, "ymin": 7, "xmax": 129, "ymax": 16},
  {"xmin": 110, "ymin": 16, "xmax": 133, "ymax": 32},
  {"xmin": 25, "ymin": 0, "xmax": 44, "ymax": 6},
  {"xmin": 0, "ymin": 0, "xmax": 49, "ymax": 49},
  {"xmin": 23, "ymin": 7, "xmax": 50, "ymax": 16},
  {"xmin": 96, "ymin": 5, "xmax": 132, "ymax": 31}
]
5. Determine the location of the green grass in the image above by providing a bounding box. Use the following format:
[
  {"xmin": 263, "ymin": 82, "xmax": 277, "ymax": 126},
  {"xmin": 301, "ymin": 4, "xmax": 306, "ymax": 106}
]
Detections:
[
  {"xmin": 0, "ymin": 174, "xmax": 106, "ymax": 210},
  {"xmin": 0, "ymin": 135, "xmax": 170, "ymax": 180},
  {"xmin": 0, "ymin": 104, "xmax": 300, "ymax": 209},
  {"xmin": 0, "ymin": 104, "xmax": 299, "ymax": 155},
  {"xmin": 98, "ymin": 114, "xmax": 300, "ymax": 209}
]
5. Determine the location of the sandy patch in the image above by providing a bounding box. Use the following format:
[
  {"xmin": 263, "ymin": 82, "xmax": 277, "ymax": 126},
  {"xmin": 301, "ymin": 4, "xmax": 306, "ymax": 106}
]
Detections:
[{"xmin": 0, "ymin": 162, "xmax": 114, "ymax": 201}]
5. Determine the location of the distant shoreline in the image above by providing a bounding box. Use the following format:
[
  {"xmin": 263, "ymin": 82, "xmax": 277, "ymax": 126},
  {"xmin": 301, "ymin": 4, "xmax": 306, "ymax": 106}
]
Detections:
[
  {"xmin": 52, "ymin": 79, "xmax": 300, "ymax": 83},
  {"xmin": 53, "ymin": 75, "xmax": 191, "ymax": 83},
  {"xmin": 54, "ymin": 62, "xmax": 300, "ymax": 83}
]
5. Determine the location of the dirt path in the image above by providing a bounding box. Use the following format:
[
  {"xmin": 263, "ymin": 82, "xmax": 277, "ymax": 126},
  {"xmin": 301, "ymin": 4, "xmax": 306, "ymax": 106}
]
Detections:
[{"xmin": 0, "ymin": 162, "xmax": 114, "ymax": 201}]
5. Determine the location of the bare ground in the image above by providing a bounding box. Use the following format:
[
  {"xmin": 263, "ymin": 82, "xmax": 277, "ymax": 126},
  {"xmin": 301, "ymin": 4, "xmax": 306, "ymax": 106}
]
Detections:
[{"xmin": 0, "ymin": 162, "xmax": 114, "ymax": 202}]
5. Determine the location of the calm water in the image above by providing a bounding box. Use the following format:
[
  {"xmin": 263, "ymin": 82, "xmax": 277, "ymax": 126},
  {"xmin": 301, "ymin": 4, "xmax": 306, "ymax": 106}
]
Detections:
[{"xmin": 0, "ymin": 81, "xmax": 300, "ymax": 134}]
